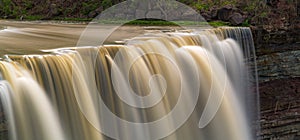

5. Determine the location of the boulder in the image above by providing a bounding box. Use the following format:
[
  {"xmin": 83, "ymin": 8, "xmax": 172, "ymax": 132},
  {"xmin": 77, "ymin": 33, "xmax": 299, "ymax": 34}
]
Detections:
[
  {"xmin": 95, "ymin": 7, "xmax": 103, "ymax": 14},
  {"xmin": 229, "ymin": 13, "xmax": 245, "ymax": 25},
  {"xmin": 88, "ymin": 11, "xmax": 97, "ymax": 18},
  {"xmin": 89, "ymin": 6, "xmax": 103, "ymax": 18},
  {"xmin": 49, "ymin": 4, "xmax": 59, "ymax": 16},
  {"xmin": 217, "ymin": 5, "xmax": 234, "ymax": 21},
  {"xmin": 210, "ymin": 6, "xmax": 218, "ymax": 19},
  {"xmin": 201, "ymin": 12, "xmax": 211, "ymax": 21}
]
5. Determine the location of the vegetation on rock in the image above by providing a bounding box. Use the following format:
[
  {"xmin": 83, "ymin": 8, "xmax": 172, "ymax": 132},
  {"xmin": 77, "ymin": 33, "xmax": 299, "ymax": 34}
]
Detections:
[{"xmin": 0, "ymin": 0, "xmax": 298, "ymax": 28}]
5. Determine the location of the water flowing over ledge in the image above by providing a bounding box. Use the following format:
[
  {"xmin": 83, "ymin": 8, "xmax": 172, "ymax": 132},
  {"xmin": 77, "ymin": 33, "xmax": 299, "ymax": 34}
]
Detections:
[{"xmin": 0, "ymin": 27, "xmax": 259, "ymax": 140}]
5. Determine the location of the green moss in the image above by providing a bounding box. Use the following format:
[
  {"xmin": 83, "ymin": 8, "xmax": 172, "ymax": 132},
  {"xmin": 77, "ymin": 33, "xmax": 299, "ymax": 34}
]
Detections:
[
  {"xmin": 0, "ymin": 0, "xmax": 19, "ymax": 18},
  {"xmin": 220, "ymin": 1, "xmax": 237, "ymax": 6},
  {"xmin": 208, "ymin": 21, "xmax": 230, "ymax": 27},
  {"xmin": 259, "ymin": 12, "xmax": 268, "ymax": 18},
  {"xmin": 241, "ymin": 19, "xmax": 251, "ymax": 27},
  {"xmin": 24, "ymin": 15, "xmax": 43, "ymax": 20},
  {"xmin": 101, "ymin": 0, "xmax": 113, "ymax": 9},
  {"xmin": 82, "ymin": 2, "xmax": 99, "ymax": 15},
  {"xmin": 0, "ymin": 0, "xmax": 279, "ymax": 27},
  {"xmin": 194, "ymin": 3, "xmax": 209, "ymax": 11},
  {"xmin": 0, "ymin": 0, "xmax": 12, "ymax": 15}
]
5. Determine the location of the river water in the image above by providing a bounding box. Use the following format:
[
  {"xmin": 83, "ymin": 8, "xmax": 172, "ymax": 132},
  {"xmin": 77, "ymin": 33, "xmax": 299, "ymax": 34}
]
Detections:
[
  {"xmin": 0, "ymin": 20, "xmax": 174, "ymax": 55},
  {"xmin": 0, "ymin": 20, "xmax": 259, "ymax": 140}
]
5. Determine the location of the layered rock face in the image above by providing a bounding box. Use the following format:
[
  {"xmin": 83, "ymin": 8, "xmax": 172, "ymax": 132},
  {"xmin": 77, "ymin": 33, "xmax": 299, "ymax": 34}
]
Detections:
[
  {"xmin": 251, "ymin": 1, "xmax": 300, "ymax": 139},
  {"xmin": 260, "ymin": 78, "xmax": 300, "ymax": 140}
]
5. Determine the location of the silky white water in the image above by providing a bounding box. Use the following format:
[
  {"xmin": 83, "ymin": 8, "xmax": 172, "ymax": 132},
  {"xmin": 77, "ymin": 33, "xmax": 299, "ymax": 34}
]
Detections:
[{"xmin": 0, "ymin": 27, "xmax": 259, "ymax": 140}]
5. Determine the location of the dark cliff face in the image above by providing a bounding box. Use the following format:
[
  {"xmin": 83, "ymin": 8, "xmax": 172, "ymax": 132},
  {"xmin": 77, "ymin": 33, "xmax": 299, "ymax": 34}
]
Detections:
[
  {"xmin": 250, "ymin": 1, "xmax": 300, "ymax": 139},
  {"xmin": 254, "ymin": 33, "xmax": 300, "ymax": 139},
  {"xmin": 259, "ymin": 78, "xmax": 300, "ymax": 140}
]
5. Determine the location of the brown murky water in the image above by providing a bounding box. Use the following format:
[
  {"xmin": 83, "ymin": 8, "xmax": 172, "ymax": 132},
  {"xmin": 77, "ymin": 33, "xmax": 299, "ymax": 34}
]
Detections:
[
  {"xmin": 0, "ymin": 20, "xmax": 182, "ymax": 55},
  {"xmin": 0, "ymin": 20, "xmax": 260, "ymax": 140},
  {"xmin": 0, "ymin": 20, "xmax": 84, "ymax": 55}
]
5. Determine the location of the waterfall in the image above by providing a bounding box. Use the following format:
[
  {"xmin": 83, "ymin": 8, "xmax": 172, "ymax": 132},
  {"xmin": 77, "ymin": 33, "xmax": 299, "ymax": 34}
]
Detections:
[
  {"xmin": 0, "ymin": 27, "xmax": 259, "ymax": 140},
  {"xmin": 0, "ymin": 61, "xmax": 65, "ymax": 140}
]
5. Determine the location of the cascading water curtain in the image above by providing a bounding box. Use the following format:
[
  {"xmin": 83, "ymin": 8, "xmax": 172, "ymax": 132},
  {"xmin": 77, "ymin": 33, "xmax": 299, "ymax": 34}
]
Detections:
[
  {"xmin": 0, "ymin": 61, "xmax": 65, "ymax": 140},
  {"xmin": 0, "ymin": 27, "xmax": 259, "ymax": 140}
]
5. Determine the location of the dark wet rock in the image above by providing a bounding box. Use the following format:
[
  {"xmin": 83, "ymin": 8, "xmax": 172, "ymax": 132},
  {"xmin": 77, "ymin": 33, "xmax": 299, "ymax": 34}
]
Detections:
[
  {"xmin": 210, "ymin": 6, "xmax": 218, "ymax": 19},
  {"xmin": 217, "ymin": 5, "xmax": 235, "ymax": 21},
  {"xmin": 89, "ymin": 7, "xmax": 103, "ymax": 18},
  {"xmin": 19, "ymin": 16, "xmax": 24, "ymax": 20},
  {"xmin": 88, "ymin": 11, "xmax": 97, "ymax": 18},
  {"xmin": 95, "ymin": 7, "xmax": 103, "ymax": 14},
  {"xmin": 259, "ymin": 78, "xmax": 300, "ymax": 140},
  {"xmin": 256, "ymin": 50, "xmax": 300, "ymax": 82},
  {"xmin": 201, "ymin": 12, "xmax": 211, "ymax": 21},
  {"xmin": 229, "ymin": 13, "xmax": 244, "ymax": 25},
  {"xmin": 49, "ymin": 4, "xmax": 59, "ymax": 16}
]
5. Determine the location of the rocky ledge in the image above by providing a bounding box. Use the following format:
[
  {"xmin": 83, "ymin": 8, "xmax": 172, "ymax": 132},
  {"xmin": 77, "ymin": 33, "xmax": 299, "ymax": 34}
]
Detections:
[{"xmin": 260, "ymin": 78, "xmax": 300, "ymax": 140}]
